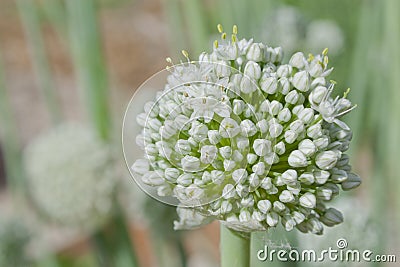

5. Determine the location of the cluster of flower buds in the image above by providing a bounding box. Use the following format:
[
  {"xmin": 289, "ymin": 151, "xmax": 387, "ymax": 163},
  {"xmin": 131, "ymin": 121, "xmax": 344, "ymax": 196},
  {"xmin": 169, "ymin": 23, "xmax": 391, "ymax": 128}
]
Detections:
[
  {"xmin": 24, "ymin": 123, "xmax": 116, "ymax": 230},
  {"xmin": 131, "ymin": 24, "xmax": 360, "ymax": 234}
]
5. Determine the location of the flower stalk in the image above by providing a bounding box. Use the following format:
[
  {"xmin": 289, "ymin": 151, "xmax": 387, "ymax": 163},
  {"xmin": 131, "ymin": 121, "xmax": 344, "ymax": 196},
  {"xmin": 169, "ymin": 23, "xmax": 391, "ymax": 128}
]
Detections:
[{"xmin": 220, "ymin": 224, "xmax": 250, "ymax": 267}]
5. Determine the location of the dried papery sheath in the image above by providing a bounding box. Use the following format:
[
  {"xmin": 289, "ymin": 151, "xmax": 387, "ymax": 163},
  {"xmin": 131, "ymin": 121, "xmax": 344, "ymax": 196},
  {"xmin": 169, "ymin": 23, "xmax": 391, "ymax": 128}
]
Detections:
[{"xmin": 130, "ymin": 24, "xmax": 360, "ymax": 234}]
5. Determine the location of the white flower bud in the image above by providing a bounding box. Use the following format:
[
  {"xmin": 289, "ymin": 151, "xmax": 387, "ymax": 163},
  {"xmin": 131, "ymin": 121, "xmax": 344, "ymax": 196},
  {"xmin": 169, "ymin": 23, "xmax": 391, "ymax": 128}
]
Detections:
[
  {"xmin": 279, "ymin": 77, "xmax": 291, "ymax": 94},
  {"xmin": 278, "ymin": 108, "xmax": 291, "ymax": 122},
  {"xmin": 307, "ymin": 123, "xmax": 323, "ymax": 139},
  {"xmin": 177, "ymin": 173, "xmax": 193, "ymax": 186},
  {"xmin": 142, "ymin": 171, "xmax": 165, "ymax": 186},
  {"xmin": 264, "ymin": 152, "xmax": 279, "ymax": 165},
  {"xmin": 131, "ymin": 159, "xmax": 149, "ymax": 175},
  {"xmin": 313, "ymin": 136, "xmax": 330, "ymax": 150},
  {"xmin": 260, "ymin": 76, "xmax": 278, "ymax": 94},
  {"xmin": 289, "ymin": 52, "xmax": 306, "ymax": 69},
  {"xmin": 290, "ymin": 120, "xmax": 305, "ymax": 134},
  {"xmin": 268, "ymin": 119, "xmax": 283, "ymax": 138},
  {"xmin": 298, "ymin": 139, "xmax": 316, "ymax": 157},
  {"xmin": 247, "ymin": 43, "xmax": 264, "ymax": 62},
  {"xmin": 288, "ymin": 150, "xmax": 308, "ymax": 167},
  {"xmin": 187, "ymin": 137, "xmax": 198, "ymax": 147},
  {"xmin": 299, "ymin": 192, "xmax": 316, "ymax": 208},
  {"xmin": 244, "ymin": 61, "xmax": 261, "ymax": 80},
  {"xmin": 240, "ymin": 119, "xmax": 258, "ymax": 137},
  {"xmin": 283, "ymin": 216, "xmax": 296, "ymax": 231},
  {"xmin": 220, "ymin": 201, "xmax": 233, "ymax": 214},
  {"xmin": 219, "ymin": 146, "xmax": 232, "ymax": 159},
  {"xmin": 257, "ymin": 200, "xmax": 272, "ymax": 214},
  {"xmin": 247, "ymin": 153, "xmax": 258, "ymax": 165},
  {"xmin": 239, "ymin": 209, "xmax": 251, "ymax": 222},
  {"xmin": 298, "ymin": 108, "xmax": 314, "ymax": 124},
  {"xmin": 136, "ymin": 113, "xmax": 147, "ymax": 127},
  {"xmin": 307, "ymin": 218, "xmax": 323, "ymax": 235},
  {"xmin": 248, "ymin": 173, "xmax": 260, "ymax": 188},
  {"xmin": 181, "ymin": 155, "xmax": 201, "ymax": 172},
  {"xmin": 269, "ymin": 100, "xmax": 283, "ymax": 116},
  {"xmin": 292, "ymin": 105, "xmax": 305, "ymax": 116},
  {"xmin": 285, "ymin": 90, "xmax": 299, "ymax": 104},
  {"xmin": 341, "ymin": 173, "xmax": 361, "ymax": 190},
  {"xmin": 157, "ymin": 184, "xmax": 172, "ymax": 196},
  {"xmin": 208, "ymin": 130, "xmax": 221, "ymax": 145},
  {"xmin": 292, "ymin": 211, "xmax": 306, "ymax": 224},
  {"xmin": 236, "ymin": 184, "xmax": 249, "ymax": 198},
  {"xmin": 144, "ymin": 101, "xmax": 159, "ymax": 117},
  {"xmin": 200, "ymin": 145, "xmax": 218, "ymax": 164},
  {"xmin": 223, "ymin": 159, "xmax": 236, "ymax": 171},
  {"xmin": 316, "ymin": 186, "xmax": 333, "ymax": 201},
  {"xmin": 273, "ymin": 142, "xmax": 285, "ymax": 156},
  {"xmin": 292, "ymin": 71, "xmax": 310, "ymax": 92},
  {"xmin": 147, "ymin": 118, "xmax": 162, "ymax": 132},
  {"xmin": 299, "ymin": 172, "xmax": 315, "ymax": 185},
  {"xmin": 237, "ymin": 137, "xmax": 250, "ymax": 151},
  {"xmin": 165, "ymin": 168, "xmax": 180, "ymax": 182},
  {"xmin": 222, "ymin": 184, "xmax": 236, "ymax": 199},
  {"xmin": 277, "ymin": 64, "xmax": 292, "ymax": 77},
  {"xmin": 240, "ymin": 74, "xmax": 257, "ymax": 93},
  {"xmin": 156, "ymin": 140, "xmax": 172, "ymax": 158},
  {"xmin": 253, "ymin": 139, "xmax": 272, "ymax": 156},
  {"xmin": 259, "ymin": 99, "xmax": 270, "ymax": 113},
  {"xmin": 233, "ymin": 99, "xmax": 245, "ymax": 115},
  {"xmin": 330, "ymin": 168, "xmax": 348, "ymax": 183},
  {"xmin": 232, "ymin": 150, "xmax": 244, "ymax": 162},
  {"xmin": 281, "ymin": 169, "xmax": 298, "ymax": 185},
  {"xmin": 215, "ymin": 60, "xmax": 231, "ymax": 77},
  {"xmin": 308, "ymin": 61, "xmax": 323, "ymax": 77},
  {"xmin": 315, "ymin": 150, "xmax": 340, "ymax": 170},
  {"xmin": 279, "ymin": 190, "xmax": 295, "ymax": 203},
  {"xmin": 273, "ymin": 201, "xmax": 286, "ymax": 212},
  {"xmin": 284, "ymin": 130, "xmax": 298, "ymax": 144},
  {"xmin": 314, "ymin": 170, "xmax": 330, "ymax": 184},
  {"xmin": 160, "ymin": 120, "xmax": 178, "ymax": 139},
  {"xmin": 256, "ymin": 119, "xmax": 269, "ymax": 133},
  {"xmin": 266, "ymin": 212, "xmax": 279, "ymax": 226},
  {"xmin": 210, "ymin": 170, "xmax": 225, "ymax": 185},
  {"xmin": 232, "ymin": 169, "xmax": 248, "ymax": 184},
  {"xmin": 252, "ymin": 162, "xmax": 266, "ymax": 176},
  {"xmin": 320, "ymin": 208, "xmax": 343, "ymax": 226},
  {"xmin": 219, "ymin": 118, "xmax": 240, "ymax": 138},
  {"xmin": 241, "ymin": 196, "xmax": 255, "ymax": 207},
  {"xmin": 252, "ymin": 211, "xmax": 265, "ymax": 221},
  {"xmin": 309, "ymin": 86, "xmax": 328, "ymax": 104}
]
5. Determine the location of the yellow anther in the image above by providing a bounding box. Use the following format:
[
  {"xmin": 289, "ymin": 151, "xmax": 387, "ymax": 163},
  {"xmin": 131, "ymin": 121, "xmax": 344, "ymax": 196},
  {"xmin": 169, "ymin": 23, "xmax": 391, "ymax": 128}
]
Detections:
[
  {"xmin": 214, "ymin": 40, "xmax": 219, "ymax": 48},
  {"xmin": 202, "ymin": 98, "xmax": 207, "ymax": 104},
  {"xmin": 343, "ymin": 88, "xmax": 351, "ymax": 98},
  {"xmin": 184, "ymin": 92, "xmax": 189, "ymax": 97},
  {"xmin": 233, "ymin": 25, "xmax": 238, "ymax": 35},
  {"xmin": 217, "ymin": 24, "xmax": 223, "ymax": 33},
  {"xmin": 308, "ymin": 53, "xmax": 315, "ymax": 62},
  {"xmin": 322, "ymin": 48, "xmax": 329, "ymax": 56},
  {"xmin": 166, "ymin": 57, "xmax": 173, "ymax": 64},
  {"xmin": 330, "ymin": 79, "xmax": 337, "ymax": 85},
  {"xmin": 231, "ymin": 34, "xmax": 237, "ymax": 43},
  {"xmin": 324, "ymin": 55, "xmax": 329, "ymax": 65},
  {"xmin": 221, "ymin": 32, "xmax": 227, "ymax": 40},
  {"xmin": 181, "ymin": 50, "xmax": 189, "ymax": 59}
]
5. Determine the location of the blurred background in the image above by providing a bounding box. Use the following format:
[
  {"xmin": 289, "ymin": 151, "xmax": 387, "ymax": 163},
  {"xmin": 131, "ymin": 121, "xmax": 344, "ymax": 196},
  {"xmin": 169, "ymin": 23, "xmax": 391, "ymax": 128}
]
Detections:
[{"xmin": 0, "ymin": 0, "xmax": 398, "ymax": 266}]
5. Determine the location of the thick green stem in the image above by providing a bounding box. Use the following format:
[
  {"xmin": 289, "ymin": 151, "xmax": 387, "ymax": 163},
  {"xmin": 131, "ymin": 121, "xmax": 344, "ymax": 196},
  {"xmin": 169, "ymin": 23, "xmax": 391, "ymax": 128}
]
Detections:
[{"xmin": 220, "ymin": 224, "xmax": 250, "ymax": 267}]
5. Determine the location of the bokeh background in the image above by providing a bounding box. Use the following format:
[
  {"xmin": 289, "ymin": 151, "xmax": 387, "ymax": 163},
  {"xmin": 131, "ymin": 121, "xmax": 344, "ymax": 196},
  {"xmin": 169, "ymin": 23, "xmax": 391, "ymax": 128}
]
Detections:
[{"xmin": 0, "ymin": 0, "xmax": 398, "ymax": 266}]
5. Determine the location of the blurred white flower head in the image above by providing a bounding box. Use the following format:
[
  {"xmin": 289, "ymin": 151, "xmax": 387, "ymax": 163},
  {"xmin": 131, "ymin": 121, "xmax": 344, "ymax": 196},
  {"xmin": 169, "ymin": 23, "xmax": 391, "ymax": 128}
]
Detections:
[{"xmin": 24, "ymin": 123, "xmax": 116, "ymax": 230}]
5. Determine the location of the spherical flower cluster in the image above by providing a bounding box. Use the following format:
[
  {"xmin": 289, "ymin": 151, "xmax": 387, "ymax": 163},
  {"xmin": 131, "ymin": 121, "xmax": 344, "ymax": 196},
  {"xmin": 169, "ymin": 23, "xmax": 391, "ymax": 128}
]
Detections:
[
  {"xmin": 24, "ymin": 123, "xmax": 115, "ymax": 230},
  {"xmin": 131, "ymin": 25, "xmax": 360, "ymax": 234}
]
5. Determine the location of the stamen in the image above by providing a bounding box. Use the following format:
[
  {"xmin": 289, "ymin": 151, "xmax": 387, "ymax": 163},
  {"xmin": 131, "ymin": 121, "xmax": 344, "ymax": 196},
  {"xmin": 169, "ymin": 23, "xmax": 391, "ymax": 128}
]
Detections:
[
  {"xmin": 221, "ymin": 32, "xmax": 227, "ymax": 40},
  {"xmin": 231, "ymin": 34, "xmax": 237, "ymax": 43},
  {"xmin": 166, "ymin": 57, "xmax": 173, "ymax": 64},
  {"xmin": 217, "ymin": 24, "xmax": 223, "ymax": 33},
  {"xmin": 322, "ymin": 48, "xmax": 329, "ymax": 56},
  {"xmin": 181, "ymin": 50, "xmax": 189, "ymax": 60},
  {"xmin": 202, "ymin": 98, "xmax": 207, "ymax": 104},
  {"xmin": 308, "ymin": 53, "xmax": 314, "ymax": 62},
  {"xmin": 233, "ymin": 25, "xmax": 238, "ymax": 35},
  {"xmin": 343, "ymin": 88, "xmax": 351, "ymax": 98},
  {"xmin": 214, "ymin": 40, "xmax": 219, "ymax": 48}
]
